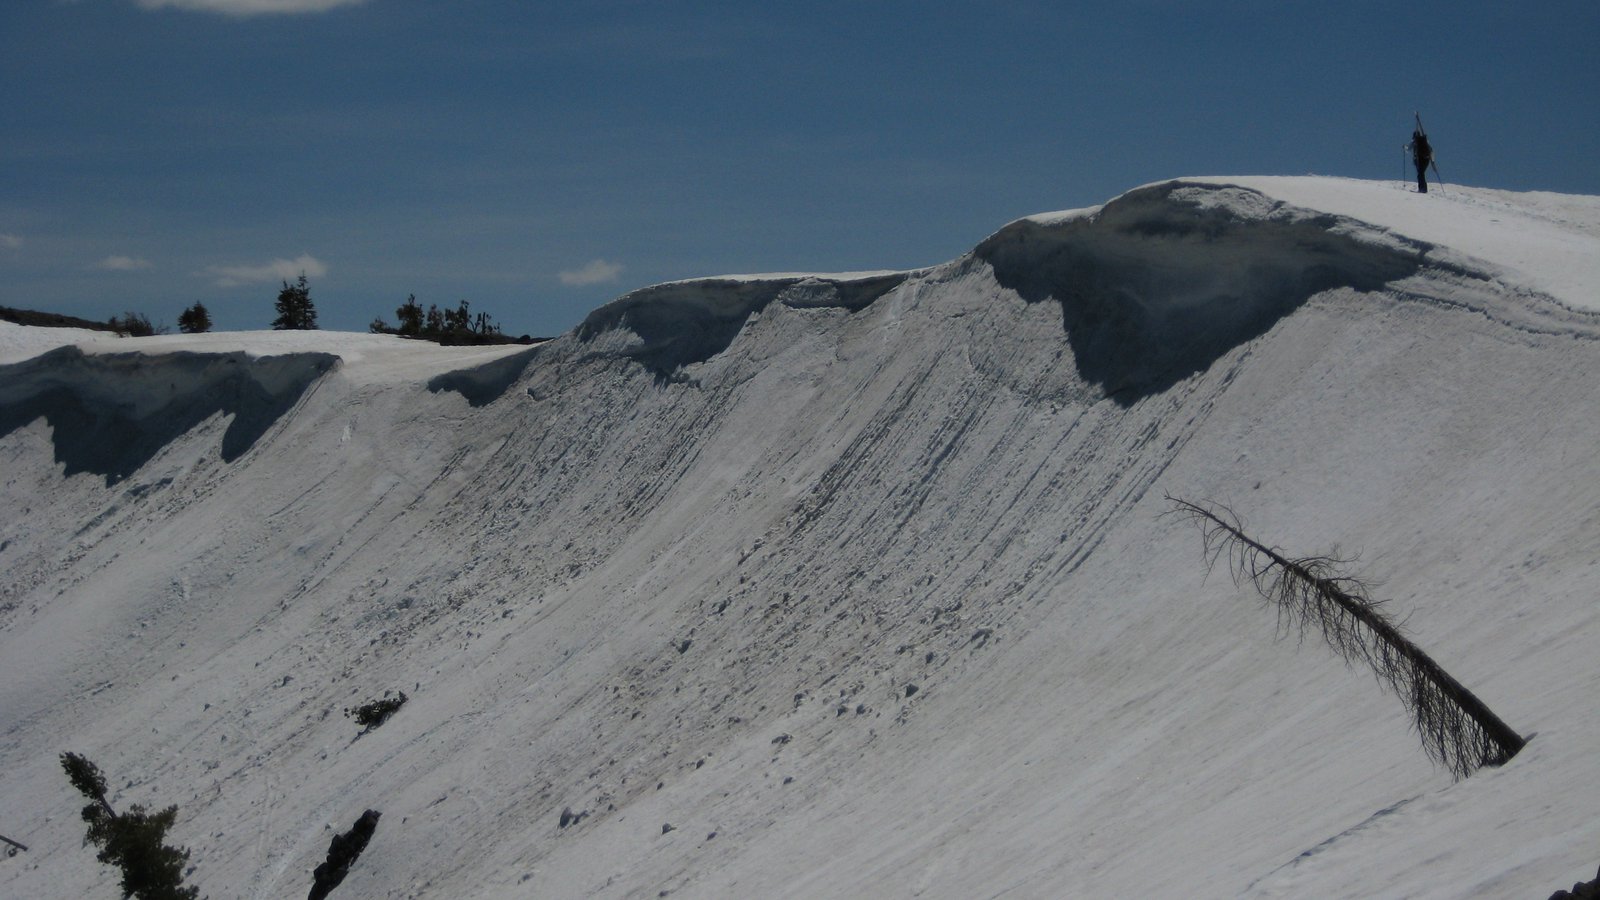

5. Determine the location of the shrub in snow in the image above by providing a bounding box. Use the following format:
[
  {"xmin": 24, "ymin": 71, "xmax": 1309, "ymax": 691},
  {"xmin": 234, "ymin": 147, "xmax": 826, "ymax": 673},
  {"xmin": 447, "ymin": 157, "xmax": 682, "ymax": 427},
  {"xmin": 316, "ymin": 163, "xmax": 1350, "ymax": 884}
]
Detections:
[
  {"xmin": 60, "ymin": 752, "xmax": 199, "ymax": 900},
  {"xmin": 345, "ymin": 691, "xmax": 407, "ymax": 733},
  {"xmin": 108, "ymin": 311, "xmax": 160, "ymax": 337},
  {"xmin": 308, "ymin": 809, "xmax": 380, "ymax": 900},
  {"xmin": 1548, "ymin": 863, "xmax": 1600, "ymax": 899}
]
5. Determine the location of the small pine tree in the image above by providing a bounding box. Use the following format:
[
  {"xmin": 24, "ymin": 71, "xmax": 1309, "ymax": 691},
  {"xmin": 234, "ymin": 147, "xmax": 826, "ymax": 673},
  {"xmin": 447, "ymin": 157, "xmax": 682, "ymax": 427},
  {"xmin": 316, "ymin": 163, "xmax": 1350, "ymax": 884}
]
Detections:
[
  {"xmin": 61, "ymin": 752, "xmax": 113, "ymax": 816},
  {"xmin": 394, "ymin": 294, "xmax": 424, "ymax": 336},
  {"xmin": 176, "ymin": 302, "xmax": 212, "ymax": 334},
  {"xmin": 61, "ymin": 752, "xmax": 200, "ymax": 900},
  {"xmin": 271, "ymin": 273, "xmax": 318, "ymax": 330}
]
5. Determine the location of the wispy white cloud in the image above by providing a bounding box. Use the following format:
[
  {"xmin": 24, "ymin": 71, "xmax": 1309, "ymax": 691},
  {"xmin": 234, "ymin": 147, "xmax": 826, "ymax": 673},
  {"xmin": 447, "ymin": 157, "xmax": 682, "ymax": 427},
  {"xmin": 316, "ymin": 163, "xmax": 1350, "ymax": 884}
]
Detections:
[
  {"xmin": 94, "ymin": 255, "xmax": 153, "ymax": 271},
  {"xmin": 559, "ymin": 259, "xmax": 623, "ymax": 287},
  {"xmin": 135, "ymin": 0, "xmax": 368, "ymax": 16},
  {"xmin": 0, "ymin": 234, "xmax": 21, "ymax": 251},
  {"xmin": 202, "ymin": 254, "xmax": 327, "ymax": 288}
]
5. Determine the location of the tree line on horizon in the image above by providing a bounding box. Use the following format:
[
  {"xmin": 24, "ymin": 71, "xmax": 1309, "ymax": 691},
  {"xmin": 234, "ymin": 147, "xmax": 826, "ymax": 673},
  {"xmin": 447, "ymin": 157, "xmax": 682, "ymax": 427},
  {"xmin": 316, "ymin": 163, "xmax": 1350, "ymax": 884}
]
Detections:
[
  {"xmin": 368, "ymin": 294, "xmax": 532, "ymax": 345},
  {"xmin": 6, "ymin": 273, "xmax": 534, "ymax": 344}
]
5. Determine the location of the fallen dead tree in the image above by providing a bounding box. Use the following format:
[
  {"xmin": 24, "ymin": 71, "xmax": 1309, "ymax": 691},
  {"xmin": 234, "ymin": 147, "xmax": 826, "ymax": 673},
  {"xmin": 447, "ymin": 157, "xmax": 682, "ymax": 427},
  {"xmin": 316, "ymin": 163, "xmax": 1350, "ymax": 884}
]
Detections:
[{"xmin": 1168, "ymin": 495, "xmax": 1526, "ymax": 779}]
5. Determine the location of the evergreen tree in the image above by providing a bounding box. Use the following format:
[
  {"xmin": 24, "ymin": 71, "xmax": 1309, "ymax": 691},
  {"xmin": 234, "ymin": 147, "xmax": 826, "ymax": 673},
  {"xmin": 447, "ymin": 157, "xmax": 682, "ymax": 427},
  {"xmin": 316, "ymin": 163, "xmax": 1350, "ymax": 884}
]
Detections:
[
  {"xmin": 394, "ymin": 294, "xmax": 423, "ymax": 336},
  {"xmin": 271, "ymin": 273, "xmax": 318, "ymax": 330},
  {"xmin": 60, "ymin": 753, "xmax": 199, "ymax": 900},
  {"xmin": 176, "ymin": 302, "xmax": 212, "ymax": 334},
  {"xmin": 61, "ymin": 752, "xmax": 113, "ymax": 816}
]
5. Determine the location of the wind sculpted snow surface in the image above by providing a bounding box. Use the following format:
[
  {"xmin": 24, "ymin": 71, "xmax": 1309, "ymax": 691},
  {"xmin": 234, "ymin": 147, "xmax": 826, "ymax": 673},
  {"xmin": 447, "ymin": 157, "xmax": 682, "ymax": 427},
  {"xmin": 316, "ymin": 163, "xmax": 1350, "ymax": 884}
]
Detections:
[{"xmin": 2, "ymin": 179, "xmax": 1599, "ymax": 898}]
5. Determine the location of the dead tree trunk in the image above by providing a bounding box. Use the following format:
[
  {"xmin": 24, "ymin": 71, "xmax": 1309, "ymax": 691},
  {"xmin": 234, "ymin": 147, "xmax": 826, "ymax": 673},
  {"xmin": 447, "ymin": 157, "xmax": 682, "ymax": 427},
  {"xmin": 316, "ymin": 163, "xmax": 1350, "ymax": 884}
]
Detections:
[{"xmin": 1169, "ymin": 495, "xmax": 1526, "ymax": 779}]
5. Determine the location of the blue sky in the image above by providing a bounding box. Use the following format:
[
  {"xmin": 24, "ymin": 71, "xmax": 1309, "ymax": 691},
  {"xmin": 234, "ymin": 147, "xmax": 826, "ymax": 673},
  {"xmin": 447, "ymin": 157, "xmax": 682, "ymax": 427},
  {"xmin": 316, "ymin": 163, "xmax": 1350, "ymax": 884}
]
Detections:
[{"xmin": 3, "ymin": 1, "xmax": 1596, "ymax": 337}]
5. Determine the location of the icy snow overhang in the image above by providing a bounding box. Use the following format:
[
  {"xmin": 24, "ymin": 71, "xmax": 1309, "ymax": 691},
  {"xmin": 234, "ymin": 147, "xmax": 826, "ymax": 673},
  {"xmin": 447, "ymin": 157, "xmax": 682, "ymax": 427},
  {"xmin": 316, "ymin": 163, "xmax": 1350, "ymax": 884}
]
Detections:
[
  {"xmin": 0, "ymin": 346, "xmax": 339, "ymax": 484},
  {"xmin": 575, "ymin": 270, "xmax": 913, "ymax": 378},
  {"xmin": 0, "ymin": 327, "xmax": 551, "ymax": 480},
  {"xmin": 974, "ymin": 180, "xmax": 1437, "ymax": 401}
]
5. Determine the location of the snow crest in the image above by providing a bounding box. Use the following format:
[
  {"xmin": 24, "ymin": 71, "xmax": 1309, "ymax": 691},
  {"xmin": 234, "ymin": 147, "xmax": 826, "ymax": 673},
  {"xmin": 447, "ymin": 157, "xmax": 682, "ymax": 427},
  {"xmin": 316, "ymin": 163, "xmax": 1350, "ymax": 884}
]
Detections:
[{"xmin": 3, "ymin": 178, "xmax": 1600, "ymax": 899}]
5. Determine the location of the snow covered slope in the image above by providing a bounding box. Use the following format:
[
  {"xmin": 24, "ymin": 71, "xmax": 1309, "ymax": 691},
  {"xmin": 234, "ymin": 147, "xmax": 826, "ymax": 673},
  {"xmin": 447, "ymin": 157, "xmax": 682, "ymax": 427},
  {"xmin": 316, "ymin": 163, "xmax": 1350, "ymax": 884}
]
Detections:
[{"xmin": 3, "ymin": 178, "xmax": 1598, "ymax": 899}]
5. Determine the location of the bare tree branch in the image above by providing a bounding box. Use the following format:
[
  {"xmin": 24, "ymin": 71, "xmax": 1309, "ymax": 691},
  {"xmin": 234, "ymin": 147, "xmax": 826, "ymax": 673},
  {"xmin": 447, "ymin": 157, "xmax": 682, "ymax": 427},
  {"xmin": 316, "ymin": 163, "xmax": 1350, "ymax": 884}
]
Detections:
[{"xmin": 1167, "ymin": 495, "xmax": 1525, "ymax": 779}]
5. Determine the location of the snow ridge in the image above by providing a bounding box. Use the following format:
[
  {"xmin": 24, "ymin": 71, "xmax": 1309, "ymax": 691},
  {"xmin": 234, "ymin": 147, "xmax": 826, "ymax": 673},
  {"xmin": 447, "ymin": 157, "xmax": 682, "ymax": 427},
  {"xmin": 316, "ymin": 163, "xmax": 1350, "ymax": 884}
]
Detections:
[{"xmin": 3, "ymin": 178, "xmax": 1599, "ymax": 899}]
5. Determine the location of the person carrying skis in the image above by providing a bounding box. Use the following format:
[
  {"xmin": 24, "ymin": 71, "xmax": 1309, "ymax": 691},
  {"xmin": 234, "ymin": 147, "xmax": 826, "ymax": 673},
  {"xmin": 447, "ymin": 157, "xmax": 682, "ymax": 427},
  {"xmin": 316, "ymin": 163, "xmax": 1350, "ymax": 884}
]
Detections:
[{"xmin": 1409, "ymin": 122, "xmax": 1434, "ymax": 194}]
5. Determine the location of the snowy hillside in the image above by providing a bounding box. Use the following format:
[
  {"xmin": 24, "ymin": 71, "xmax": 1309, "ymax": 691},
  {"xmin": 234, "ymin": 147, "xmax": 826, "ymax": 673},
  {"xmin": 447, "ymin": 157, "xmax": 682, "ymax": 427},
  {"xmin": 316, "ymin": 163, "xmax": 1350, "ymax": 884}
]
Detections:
[{"xmin": 3, "ymin": 178, "xmax": 1599, "ymax": 899}]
